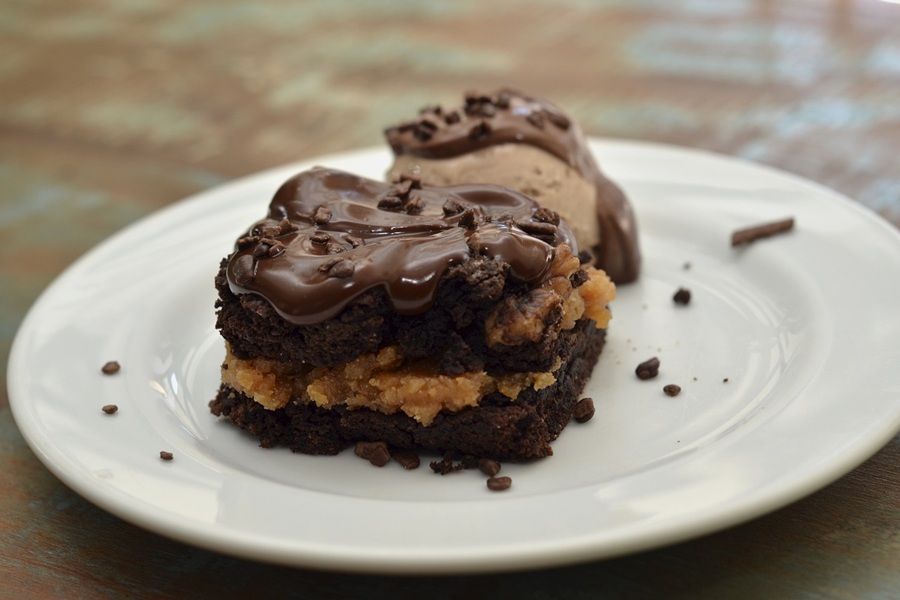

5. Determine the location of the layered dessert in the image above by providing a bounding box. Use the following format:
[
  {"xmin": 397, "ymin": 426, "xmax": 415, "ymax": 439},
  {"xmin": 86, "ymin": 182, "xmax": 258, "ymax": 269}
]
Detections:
[
  {"xmin": 385, "ymin": 88, "xmax": 641, "ymax": 283},
  {"xmin": 210, "ymin": 167, "xmax": 616, "ymax": 461}
]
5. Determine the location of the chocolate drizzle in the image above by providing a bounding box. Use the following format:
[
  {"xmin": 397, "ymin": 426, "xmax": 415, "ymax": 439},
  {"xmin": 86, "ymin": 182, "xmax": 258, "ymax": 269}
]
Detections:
[
  {"xmin": 226, "ymin": 168, "xmax": 575, "ymax": 325},
  {"xmin": 384, "ymin": 88, "xmax": 641, "ymax": 283}
]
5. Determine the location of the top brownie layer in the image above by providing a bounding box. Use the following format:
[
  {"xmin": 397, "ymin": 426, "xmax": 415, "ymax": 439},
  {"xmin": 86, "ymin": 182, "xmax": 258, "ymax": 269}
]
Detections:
[{"xmin": 216, "ymin": 167, "xmax": 591, "ymax": 375}]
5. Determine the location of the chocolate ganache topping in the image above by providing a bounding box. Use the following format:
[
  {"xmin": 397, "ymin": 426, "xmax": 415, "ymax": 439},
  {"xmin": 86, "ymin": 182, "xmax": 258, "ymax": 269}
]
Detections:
[
  {"xmin": 384, "ymin": 88, "xmax": 641, "ymax": 284},
  {"xmin": 226, "ymin": 167, "xmax": 576, "ymax": 325}
]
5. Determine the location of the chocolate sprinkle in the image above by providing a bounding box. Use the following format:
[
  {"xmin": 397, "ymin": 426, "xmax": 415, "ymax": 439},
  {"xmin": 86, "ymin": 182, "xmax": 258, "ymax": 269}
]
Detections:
[
  {"xmin": 354, "ymin": 441, "xmax": 390, "ymax": 467},
  {"xmin": 673, "ymin": 288, "xmax": 692, "ymax": 305},
  {"xmin": 573, "ymin": 397, "xmax": 595, "ymax": 423},
  {"xmin": 159, "ymin": 451, "xmax": 174, "ymax": 461},
  {"xmin": 487, "ymin": 476, "xmax": 512, "ymax": 491},
  {"xmin": 100, "ymin": 361, "xmax": 120, "ymax": 375},
  {"xmin": 101, "ymin": 404, "xmax": 118, "ymax": 414},
  {"xmin": 663, "ymin": 384, "xmax": 682, "ymax": 397},
  {"xmin": 636, "ymin": 357, "xmax": 660, "ymax": 380},
  {"xmin": 731, "ymin": 217, "xmax": 795, "ymax": 246}
]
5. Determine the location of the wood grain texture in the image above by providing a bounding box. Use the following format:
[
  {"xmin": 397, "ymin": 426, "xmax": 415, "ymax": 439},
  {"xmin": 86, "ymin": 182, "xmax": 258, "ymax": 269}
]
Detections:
[{"xmin": 1, "ymin": 0, "xmax": 898, "ymax": 597}]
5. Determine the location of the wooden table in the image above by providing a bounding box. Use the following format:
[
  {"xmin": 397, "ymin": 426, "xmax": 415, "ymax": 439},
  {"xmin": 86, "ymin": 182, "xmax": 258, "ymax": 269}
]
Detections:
[{"xmin": 2, "ymin": 1, "xmax": 898, "ymax": 596}]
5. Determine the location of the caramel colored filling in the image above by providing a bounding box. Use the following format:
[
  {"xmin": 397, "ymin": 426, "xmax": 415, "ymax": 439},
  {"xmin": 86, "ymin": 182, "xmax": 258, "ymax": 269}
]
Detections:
[{"xmin": 221, "ymin": 254, "xmax": 615, "ymax": 426}]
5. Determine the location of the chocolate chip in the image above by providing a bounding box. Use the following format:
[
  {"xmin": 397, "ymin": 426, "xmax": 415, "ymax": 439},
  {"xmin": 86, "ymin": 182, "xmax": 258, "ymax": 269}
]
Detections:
[
  {"xmin": 545, "ymin": 110, "xmax": 571, "ymax": 130},
  {"xmin": 468, "ymin": 120, "xmax": 491, "ymax": 141},
  {"xmin": 458, "ymin": 208, "xmax": 478, "ymax": 229},
  {"xmin": 516, "ymin": 219, "xmax": 557, "ymax": 241},
  {"xmin": 412, "ymin": 125, "xmax": 433, "ymax": 142},
  {"xmin": 573, "ymin": 397, "xmax": 595, "ymax": 423},
  {"xmin": 494, "ymin": 91, "xmax": 512, "ymax": 109},
  {"xmin": 444, "ymin": 110, "xmax": 461, "ymax": 125},
  {"xmin": 159, "ymin": 451, "xmax": 174, "ymax": 461},
  {"xmin": 355, "ymin": 441, "xmax": 390, "ymax": 467},
  {"xmin": 569, "ymin": 269, "xmax": 589, "ymax": 288},
  {"xmin": 236, "ymin": 235, "xmax": 259, "ymax": 249},
  {"xmin": 478, "ymin": 458, "xmax": 501, "ymax": 476},
  {"xmin": 442, "ymin": 198, "xmax": 466, "ymax": 216},
  {"xmin": 277, "ymin": 216, "xmax": 297, "ymax": 234},
  {"xmin": 377, "ymin": 195, "xmax": 403, "ymax": 211},
  {"xmin": 266, "ymin": 242, "xmax": 285, "ymax": 257},
  {"xmin": 391, "ymin": 449, "xmax": 420, "ymax": 470},
  {"xmin": 232, "ymin": 254, "xmax": 256, "ymax": 285},
  {"xmin": 487, "ymin": 476, "xmax": 512, "ymax": 491},
  {"xmin": 252, "ymin": 242, "xmax": 270, "ymax": 258},
  {"xmin": 526, "ymin": 111, "xmax": 546, "ymax": 129},
  {"xmin": 101, "ymin": 361, "xmax": 120, "ymax": 375},
  {"xmin": 313, "ymin": 206, "xmax": 332, "ymax": 224},
  {"xmin": 636, "ymin": 357, "xmax": 661, "ymax": 380},
  {"xmin": 326, "ymin": 258, "xmax": 355, "ymax": 279},
  {"xmin": 405, "ymin": 195, "xmax": 425, "ymax": 214},
  {"xmin": 101, "ymin": 404, "xmax": 118, "ymax": 414},
  {"xmin": 578, "ymin": 249, "xmax": 593, "ymax": 264},
  {"xmin": 663, "ymin": 384, "xmax": 682, "ymax": 397},
  {"xmin": 673, "ymin": 288, "xmax": 691, "ymax": 305},
  {"xmin": 533, "ymin": 207, "xmax": 560, "ymax": 226}
]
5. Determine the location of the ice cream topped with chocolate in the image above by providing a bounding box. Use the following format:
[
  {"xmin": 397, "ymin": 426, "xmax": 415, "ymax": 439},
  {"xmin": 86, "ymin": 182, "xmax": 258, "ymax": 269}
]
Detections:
[{"xmin": 385, "ymin": 89, "xmax": 641, "ymax": 283}]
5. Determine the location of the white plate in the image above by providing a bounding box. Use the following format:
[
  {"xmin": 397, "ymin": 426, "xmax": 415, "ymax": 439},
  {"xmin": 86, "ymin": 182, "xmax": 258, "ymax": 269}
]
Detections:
[{"xmin": 9, "ymin": 140, "xmax": 900, "ymax": 574}]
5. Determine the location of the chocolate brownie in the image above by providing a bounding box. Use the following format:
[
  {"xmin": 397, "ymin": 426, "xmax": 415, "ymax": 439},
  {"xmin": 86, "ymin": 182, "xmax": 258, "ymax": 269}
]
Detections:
[{"xmin": 210, "ymin": 167, "xmax": 616, "ymax": 461}]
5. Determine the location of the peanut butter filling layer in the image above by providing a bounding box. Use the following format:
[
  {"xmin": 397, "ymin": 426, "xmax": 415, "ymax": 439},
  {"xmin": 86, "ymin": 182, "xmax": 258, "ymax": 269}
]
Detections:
[{"xmin": 221, "ymin": 262, "xmax": 615, "ymax": 426}]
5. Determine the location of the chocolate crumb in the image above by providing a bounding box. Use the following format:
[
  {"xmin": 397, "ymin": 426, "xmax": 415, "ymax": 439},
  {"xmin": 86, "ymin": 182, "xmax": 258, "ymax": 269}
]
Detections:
[
  {"xmin": 731, "ymin": 217, "xmax": 795, "ymax": 246},
  {"xmin": 159, "ymin": 451, "xmax": 174, "ymax": 461},
  {"xmin": 673, "ymin": 288, "xmax": 692, "ymax": 305},
  {"xmin": 577, "ymin": 249, "xmax": 593, "ymax": 264},
  {"xmin": 487, "ymin": 476, "xmax": 512, "ymax": 491},
  {"xmin": 533, "ymin": 206, "xmax": 560, "ymax": 226},
  {"xmin": 442, "ymin": 198, "xmax": 466, "ymax": 216},
  {"xmin": 663, "ymin": 384, "xmax": 682, "ymax": 397},
  {"xmin": 391, "ymin": 449, "xmax": 420, "ymax": 470},
  {"xmin": 723, "ymin": 378, "xmax": 730, "ymax": 383},
  {"xmin": 101, "ymin": 404, "xmax": 118, "ymax": 414},
  {"xmin": 573, "ymin": 397, "xmax": 595, "ymax": 423},
  {"xmin": 355, "ymin": 441, "xmax": 390, "ymax": 467},
  {"xmin": 101, "ymin": 361, "xmax": 121, "ymax": 375},
  {"xmin": 313, "ymin": 206, "xmax": 332, "ymax": 225},
  {"xmin": 430, "ymin": 455, "xmax": 466, "ymax": 475},
  {"xmin": 683, "ymin": 261, "xmax": 692, "ymax": 270},
  {"xmin": 377, "ymin": 195, "xmax": 403, "ymax": 211},
  {"xmin": 478, "ymin": 458, "xmax": 501, "ymax": 476},
  {"xmin": 636, "ymin": 357, "xmax": 660, "ymax": 380}
]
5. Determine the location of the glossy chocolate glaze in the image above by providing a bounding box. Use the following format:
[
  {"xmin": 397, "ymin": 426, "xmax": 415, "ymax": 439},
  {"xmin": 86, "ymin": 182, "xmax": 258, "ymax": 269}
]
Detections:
[
  {"xmin": 226, "ymin": 168, "xmax": 575, "ymax": 325},
  {"xmin": 384, "ymin": 89, "xmax": 641, "ymax": 283}
]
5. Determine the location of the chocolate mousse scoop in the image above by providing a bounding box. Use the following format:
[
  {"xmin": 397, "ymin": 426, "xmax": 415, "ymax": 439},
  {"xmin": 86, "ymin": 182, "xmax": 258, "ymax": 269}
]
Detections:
[
  {"xmin": 384, "ymin": 89, "xmax": 641, "ymax": 284},
  {"xmin": 226, "ymin": 167, "xmax": 576, "ymax": 325}
]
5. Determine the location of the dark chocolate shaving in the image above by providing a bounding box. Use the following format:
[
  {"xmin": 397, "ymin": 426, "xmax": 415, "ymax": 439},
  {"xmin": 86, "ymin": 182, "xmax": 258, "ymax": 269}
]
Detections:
[{"xmin": 731, "ymin": 217, "xmax": 795, "ymax": 246}]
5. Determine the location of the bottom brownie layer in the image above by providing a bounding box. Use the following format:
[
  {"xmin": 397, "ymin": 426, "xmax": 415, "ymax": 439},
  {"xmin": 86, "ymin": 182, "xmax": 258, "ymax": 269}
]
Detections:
[{"xmin": 209, "ymin": 322, "xmax": 605, "ymax": 461}]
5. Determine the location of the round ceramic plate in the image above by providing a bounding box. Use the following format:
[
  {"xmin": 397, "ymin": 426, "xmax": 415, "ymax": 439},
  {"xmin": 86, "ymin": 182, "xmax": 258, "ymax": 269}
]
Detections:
[{"xmin": 9, "ymin": 140, "xmax": 900, "ymax": 574}]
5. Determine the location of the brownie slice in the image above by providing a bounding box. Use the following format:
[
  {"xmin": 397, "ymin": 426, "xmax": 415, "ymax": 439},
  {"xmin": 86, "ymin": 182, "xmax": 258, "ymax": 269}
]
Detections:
[{"xmin": 210, "ymin": 167, "xmax": 616, "ymax": 461}]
